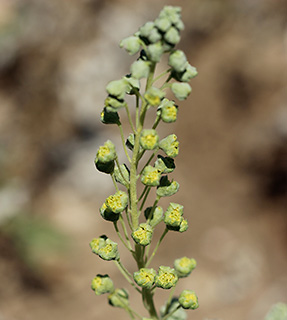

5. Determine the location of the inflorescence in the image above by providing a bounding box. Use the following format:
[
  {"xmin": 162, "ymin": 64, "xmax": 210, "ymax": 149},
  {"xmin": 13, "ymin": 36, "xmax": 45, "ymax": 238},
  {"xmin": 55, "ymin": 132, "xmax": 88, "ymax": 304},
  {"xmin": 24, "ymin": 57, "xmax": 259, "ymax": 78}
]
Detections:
[{"xmin": 90, "ymin": 6, "xmax": 198, "ymax": 320}]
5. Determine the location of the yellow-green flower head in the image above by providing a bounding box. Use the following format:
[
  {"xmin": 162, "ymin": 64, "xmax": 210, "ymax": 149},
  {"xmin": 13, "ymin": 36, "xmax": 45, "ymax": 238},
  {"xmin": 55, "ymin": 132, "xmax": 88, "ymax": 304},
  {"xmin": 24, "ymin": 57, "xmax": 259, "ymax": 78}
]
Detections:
[
  {"xmin": 120, "ymin": 36, "xmax": 141, "ymax": 55},
  {"xmin": 146, "ymin": 42, "xmax": 164, "ymax": 62},
  {"xmin": 100, "ymin": 202, "xmax": 120, "ymax": 222},
  {"xmin": 164, "ymin": 203, "xmax": 184, "ymax": 228},
  {"xmin": 90, "ymin": 235, "xmax": 107, "ymax": 255},
  {"xmin": 133, "ymin": 268, "xmax": 156, "ymax": 289},
  {"xmin": 178, "ymin": 290, "xmax": 199, "ymax": 310},
  {"xmin": 141, "ymin": 165, "xmax": 161, "ymax": 186},
  {"xmin": 132, "ymin": 223, "xmax": 153, "ymax": 246},
  {"xmin": 164, "ymin": 27, "xmax": 180, "ymax": 45},
  {"xmin": 158, "ymin": 98, "xmax": 178, "ymax": 123},
  {"xmin": 144, "ymin": 206, "xmax": 163, "ymax": 227},
  {"xmin": 155, "ymin": 266, "xmax": 178, "ymax": 289},
  {"xmin": 155, "ymin": 155, "xmax": 175, "ymax": 174},
  {"xmin": 144, "ymin": 87, "xmax": 166, "ymax": 107},
  {"xmin": 174, "ymin": 257, "xmax": 197, "ymax": 278},
  {"xmin": 265, "ymin": 303, "xmax": 287, "ymax": 320},
  {"xmin": 105, "ymin": 190, "xmax": 128, "ymax": 214},
  {"xmin": 114, "ymin": 164, "xmax": 130, "ymax": 187},
  {"xmin": 160, "ymin": 298, "xmax": 187, "ymax": 320},
  {"xmin": 106, "ymin": 79, "xmax": 128, "ymax": 100},
  {"xmin": 171, "ymin": 83, "xmax": 192, "ymax": 101},
  {"xmin": 100, "ymin": 107, "xmax": 120, "ymax": 125},
  {"xmin": 159, "ymin": 134, "xmax": 179, "ymax": 158},
  {"xmin": 131, "ymin": 60, "xmax": 150, "ymax": 79},
  {"xmin": 97, "ymin": 238, "xmax": 120, "ymax": 261},
  {"xmin": 157, "ymin": 176, "xmax": 180, "ymax": 198},
  {"xmin": 108, "ymin": 288, "xmax": 129, "ymax": 308},
  {"xmin": 96, "ymin": 140, "xmax": 117, "ymax": 163},
  {"xmin": 140, "ymin": 129, "xmax": 159, "ymax": 150},
  {"xmin": 168, "ymin": 50, "xmax": 187, "ymax": 73},
  {"xmin": 91, "ymin": 274, "xmax": 114, "ymax": 295}
]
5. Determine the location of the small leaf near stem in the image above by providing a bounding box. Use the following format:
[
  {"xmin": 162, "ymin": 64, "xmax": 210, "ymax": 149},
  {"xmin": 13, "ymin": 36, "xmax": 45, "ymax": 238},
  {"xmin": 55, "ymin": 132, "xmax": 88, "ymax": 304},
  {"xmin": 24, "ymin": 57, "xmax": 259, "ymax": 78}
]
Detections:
[
  {"xmin": 115, "ymin": 157, "xmax": 130, "ymax": 187},
  {"xmin": 139, "ymin": 187, "xmax": 151, "ymax": 212},
  {"xmin": 161, "ymin": 304, "xmax": 181, "ymax": 320}
]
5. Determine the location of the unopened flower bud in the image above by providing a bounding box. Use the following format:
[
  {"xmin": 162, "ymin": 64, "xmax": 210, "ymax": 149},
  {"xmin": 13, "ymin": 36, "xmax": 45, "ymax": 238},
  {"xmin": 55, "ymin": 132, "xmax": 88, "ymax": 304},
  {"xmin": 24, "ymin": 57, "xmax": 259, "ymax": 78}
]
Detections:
[
  {"xmin": 131, "ymin": 60, "xmax": 150, "ymax": 79},
  {"xmin": 155, "ymin": 266, "xmax": 178, "ymax": 289},
  {"xmin": 154, "ymin": 17, "xmax": 171, "ymax": 32},
  {"xmin": 139, "ymin": 22, "xmax": 155, "ymax": 38},
  {"xmin": 114, "ymin": 164, "xmax": 130, "ymax": 187},
  {"xmin": 133, "ymin": 268, "xmax": 156, "ymax": 289},
  {"xmin": 91, "ymin": 274, "xmax": 114, "ymax": 295},
  {"xmin": 180, "ymin": 64, "xmax": 198, "ymax": 82},
  {"xmin": 144, "ymin": 206, "xmax": 163, "ymax": 227},
  {"xmin": 154, "ymin": 155, "xmax": 175, "ymax": 174},
  {"xmin": 140, "ymin": 129, "xmax": 159, "ymax": 150},
  {"xmin": 132, "ymin": 223, "xmax": 153, "ymax": 246},
  {"xmin": 144, "ymin": 87, "xmax": 165, "ymax": 107},
  {"xmin": 100, "ymin": 202, "xmax": 120, "ymax": 222},
  {"xmin": 164, "ymin": 27, "xmax": 180, "ymax": 45},
  {"xmin": 141, "ymin": 165, "xmax": 161, "ymax": 186},
  {"xmin": 100, "ymin": 107, "xmax": 120, "ymax": 125},
  {"xmin": 105, "ymin": 190, "xmax": 128, "ymax": 214},
  {"xmin": 157, "ymin": 176, "xmax": 179, "ymax": 198},
  {"xmin": 96, "ymin": 140, "xmax": 117, "ymax": 163},
  {"xmin": 158, "ymin": 99, "xmax": 178, "ymax": 123},
  {"xmin": 159, "ymin": 6, "xmax": 182, "ymax": 25},
  {"xmin": 146, "ymin": 42, "xmax": 164, "ymax": 62},
  {"xmin": 174, "ymin": 257, "xmax": 197, "ymax": 278},
  {"xmin": 168, "ymin": 50, "xmax": 187, "ymax": 73},
  {"xmin": 106, "ymin": 79, "xmax": 127, "ymax": 100},
  {"xmin": 120, "ymin": 36, "xmax": 141, "ymax": 55},
  {"xmin": 159, "ymin": 134, "xmax": 179, "ymax": 158},
  {"xmin": 178, "ymin": 290, "xmax": 199, "ymax": 310},
  {"xmin": 109, "ymin": 288, "xmax": 129, "ymax": 308},
  {"xmin": 171, "ymin": 83, "xmax": 192, "ymax": 101},
  {"xmin": 164, "ymin": 203, "xmax": 184, "ymax": 228}
]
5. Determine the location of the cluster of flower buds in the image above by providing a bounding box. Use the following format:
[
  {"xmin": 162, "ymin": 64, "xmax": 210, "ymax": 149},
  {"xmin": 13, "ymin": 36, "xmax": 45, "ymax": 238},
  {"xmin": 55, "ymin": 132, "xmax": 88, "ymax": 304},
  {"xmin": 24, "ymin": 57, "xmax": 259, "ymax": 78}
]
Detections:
[{"xmin": 91, "ymin": 5, "xmax": 200, "ymax": 318}]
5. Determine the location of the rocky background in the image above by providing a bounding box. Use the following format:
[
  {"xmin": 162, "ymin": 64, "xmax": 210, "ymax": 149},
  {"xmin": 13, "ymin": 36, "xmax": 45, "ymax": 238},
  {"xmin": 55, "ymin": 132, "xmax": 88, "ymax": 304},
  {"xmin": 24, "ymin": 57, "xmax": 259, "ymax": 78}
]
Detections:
[{"xmin": 0, "ymin": 0, "xmax": 286, "ymax": 319}]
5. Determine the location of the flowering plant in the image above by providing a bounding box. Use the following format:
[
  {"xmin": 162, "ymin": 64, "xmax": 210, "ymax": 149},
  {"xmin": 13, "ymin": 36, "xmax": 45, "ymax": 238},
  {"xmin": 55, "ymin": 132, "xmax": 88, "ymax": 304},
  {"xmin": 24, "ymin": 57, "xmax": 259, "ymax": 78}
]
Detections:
[{"xmin": 91, "ymin": 6, "xmax": 198, "ymax": 320}]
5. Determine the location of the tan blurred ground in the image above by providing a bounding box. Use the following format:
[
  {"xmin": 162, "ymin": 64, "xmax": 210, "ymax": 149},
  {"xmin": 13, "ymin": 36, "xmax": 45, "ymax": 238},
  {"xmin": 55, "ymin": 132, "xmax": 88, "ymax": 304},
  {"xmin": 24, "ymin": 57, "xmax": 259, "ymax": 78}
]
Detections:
[{"xmin": 0, "ymin": 0, "xmax": 286, "ymax": 319}]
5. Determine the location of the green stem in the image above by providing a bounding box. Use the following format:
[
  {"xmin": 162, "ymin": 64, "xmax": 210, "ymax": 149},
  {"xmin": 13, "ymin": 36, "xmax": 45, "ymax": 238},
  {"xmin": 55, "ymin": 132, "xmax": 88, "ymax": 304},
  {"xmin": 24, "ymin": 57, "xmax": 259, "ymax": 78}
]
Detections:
[
  {"xmin": 125, "ymin": 104, "xmax": 136, "ymax": 134},
  {"xmin": 111, "ymin": 173, "xmax": 119, "ymax": 191},
  {"xmin": 142, "ymin": 288, "xmax": 158, "ymax": 320},
  {"xmin": 113, "ymin": 221, "xmax": 132, "ymax": 251},
  {"xmin": 118, "ymin": 124, "xmax": 132, "ymax": 163},
  {"xmin": 115, "ymin": 157, "xmax": 130, "ymax": 188},
  {"xmin": 161, "ymin": 305, "xmax": 181, "ymax": 320},
  {"xmin": 119, "ymin": 215, "xmax": 133, "ymax": 249},
  {"xmin": 139, "ymin": 187, "xmax": 151, "ymax": 211},
  {"xmin": 152, "ymin": 69, "xmax": 171, "ymax": 85},
  {"xmin": 146, "ymin": 228, "xmax": 168, "ymax": 267},
  {"xmin": 115, "ymin": 260, "xmax": 141, "ymax": 293}
]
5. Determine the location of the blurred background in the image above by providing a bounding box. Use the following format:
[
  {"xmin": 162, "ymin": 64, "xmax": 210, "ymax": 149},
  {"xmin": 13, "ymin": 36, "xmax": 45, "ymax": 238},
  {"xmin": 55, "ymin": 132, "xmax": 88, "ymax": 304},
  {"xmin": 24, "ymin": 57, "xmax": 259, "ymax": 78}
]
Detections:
[{"xmin": 0, "ymin": 0, "xmax": 286, "ymax": 319}]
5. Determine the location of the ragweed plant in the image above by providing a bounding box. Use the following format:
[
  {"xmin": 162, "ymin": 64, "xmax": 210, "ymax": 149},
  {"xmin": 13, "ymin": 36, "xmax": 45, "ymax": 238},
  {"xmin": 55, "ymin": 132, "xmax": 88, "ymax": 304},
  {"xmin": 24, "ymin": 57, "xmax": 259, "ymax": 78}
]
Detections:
[{"xmin": 91, "ymin": 6, "xmax": 198, "ymax": 320}]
